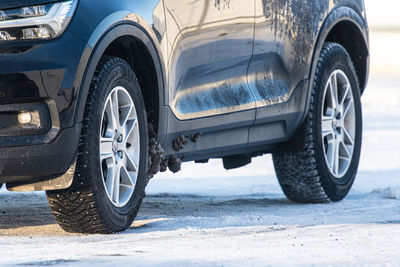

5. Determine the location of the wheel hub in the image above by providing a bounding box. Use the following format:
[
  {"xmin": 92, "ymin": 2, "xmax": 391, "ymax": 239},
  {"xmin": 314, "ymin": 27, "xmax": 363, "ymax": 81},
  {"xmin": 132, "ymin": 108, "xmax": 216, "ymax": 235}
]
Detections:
[
  {"xmin": 332, "ymin": 118, "xmax": 337, "ymax": 130},
  {"xmin": 112, "ymin": 139, "xmax": 119, "ymax": 154}
]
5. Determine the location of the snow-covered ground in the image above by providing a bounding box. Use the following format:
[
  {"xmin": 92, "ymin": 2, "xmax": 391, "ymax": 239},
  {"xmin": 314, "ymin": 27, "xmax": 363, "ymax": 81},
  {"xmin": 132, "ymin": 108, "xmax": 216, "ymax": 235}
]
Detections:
[{"xmin": 1, "ymin": 31, "xmax": 400, "ymax": 265}]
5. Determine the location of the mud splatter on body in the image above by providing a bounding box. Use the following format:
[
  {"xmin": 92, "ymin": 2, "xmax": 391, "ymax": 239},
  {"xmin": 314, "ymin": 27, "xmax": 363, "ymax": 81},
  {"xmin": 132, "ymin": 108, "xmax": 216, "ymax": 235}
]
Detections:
[{"xmin": 262, "ymin": 0, "xmax": 330, "ymax": 64}]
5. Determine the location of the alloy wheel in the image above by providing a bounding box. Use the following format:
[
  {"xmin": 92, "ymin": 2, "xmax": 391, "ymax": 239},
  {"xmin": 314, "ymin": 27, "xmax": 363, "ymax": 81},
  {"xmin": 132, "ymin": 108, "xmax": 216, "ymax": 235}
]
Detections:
[
  {"xmin": 99, "ymin": 86, "xmax": 140, "ymax": 207},
  {"xmin": 321, "ymin": 69, "xmax": 356, "ymax": 178}
]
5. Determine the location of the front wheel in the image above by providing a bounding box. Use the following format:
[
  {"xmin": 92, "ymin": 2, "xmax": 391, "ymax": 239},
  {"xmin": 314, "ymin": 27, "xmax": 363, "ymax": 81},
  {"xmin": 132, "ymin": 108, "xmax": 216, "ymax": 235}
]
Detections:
[
  {"xmin": 273, "ymin": 42, "xmax": 362, "ymax": 203},
  {"xmin": 47, "ymin": 56, "xmax": 149, "ymax": 233}
]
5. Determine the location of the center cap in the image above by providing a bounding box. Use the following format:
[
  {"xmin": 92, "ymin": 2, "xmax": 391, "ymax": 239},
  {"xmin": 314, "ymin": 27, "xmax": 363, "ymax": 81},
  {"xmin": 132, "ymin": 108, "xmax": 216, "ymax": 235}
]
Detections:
[{"xmin": 112, "ymin": 139, "xmax": 118, "ymax": 153}]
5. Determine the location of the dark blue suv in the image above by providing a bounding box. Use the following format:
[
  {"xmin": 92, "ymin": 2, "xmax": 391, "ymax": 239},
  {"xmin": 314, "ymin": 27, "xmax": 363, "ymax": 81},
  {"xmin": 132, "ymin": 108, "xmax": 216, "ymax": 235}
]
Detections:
[{"xmin": 0, "ymin": 0, "xmax": 369, "ymax": 233}]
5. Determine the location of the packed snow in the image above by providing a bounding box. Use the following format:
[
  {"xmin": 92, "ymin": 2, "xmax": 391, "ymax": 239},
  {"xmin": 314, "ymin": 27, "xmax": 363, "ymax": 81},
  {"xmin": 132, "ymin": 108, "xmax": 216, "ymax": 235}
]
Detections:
[{"xmin": 0, "ymin": 31, "xmax": 399, "ymax": 266}]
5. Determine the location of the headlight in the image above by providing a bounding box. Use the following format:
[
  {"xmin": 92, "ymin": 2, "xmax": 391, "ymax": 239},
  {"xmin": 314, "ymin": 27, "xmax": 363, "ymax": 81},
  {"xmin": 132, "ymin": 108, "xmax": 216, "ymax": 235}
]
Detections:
[{"xmin": 0, "ymin": 0, "xmax": 78, "ymax": 43}]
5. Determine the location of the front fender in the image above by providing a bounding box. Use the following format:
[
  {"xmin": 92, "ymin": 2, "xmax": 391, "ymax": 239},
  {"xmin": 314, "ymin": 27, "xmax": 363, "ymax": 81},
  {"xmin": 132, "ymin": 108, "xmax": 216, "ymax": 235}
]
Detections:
[{"xmin": 72, "ymin": 22, "xmax": 166, "ymax": 128}]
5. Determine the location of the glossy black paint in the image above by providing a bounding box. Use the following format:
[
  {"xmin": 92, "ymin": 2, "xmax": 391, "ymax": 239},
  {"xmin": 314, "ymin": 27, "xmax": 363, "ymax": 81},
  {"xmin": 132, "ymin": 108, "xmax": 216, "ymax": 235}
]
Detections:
[
  {"xmin": 0, "ymin": 0, "xmax": 61, "ymax": 9},
  {"xmin": 0, "ymin": 0, "xmax": 369, "ymax": 184}
]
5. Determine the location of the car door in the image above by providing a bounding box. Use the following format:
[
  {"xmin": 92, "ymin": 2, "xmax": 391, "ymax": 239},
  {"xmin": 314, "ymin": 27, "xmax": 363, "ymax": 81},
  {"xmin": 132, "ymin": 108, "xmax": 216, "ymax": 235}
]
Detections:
[
  {"xmin": 248, "ymin": 0, "xmax": 330, "ymax": 119},
  {"xmin": 163, "ymin": 0, "xmax": 256, "ymax": 120}
]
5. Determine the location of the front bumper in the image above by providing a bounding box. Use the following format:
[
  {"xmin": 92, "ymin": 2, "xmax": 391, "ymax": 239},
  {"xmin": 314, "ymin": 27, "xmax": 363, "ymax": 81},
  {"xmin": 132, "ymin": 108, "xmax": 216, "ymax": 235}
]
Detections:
[
  {"xmin": 0, "ymin": 124, "xmax": 81, "ymax": 184},
  {"xmin": 0, "ymin": 30, "xmax": 87, "ymax": 184}
]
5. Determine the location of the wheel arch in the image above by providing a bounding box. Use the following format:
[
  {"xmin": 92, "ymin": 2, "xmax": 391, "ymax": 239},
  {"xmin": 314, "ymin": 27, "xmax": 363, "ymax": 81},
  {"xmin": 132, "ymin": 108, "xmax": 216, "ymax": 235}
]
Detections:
[
  {"xmin": 300, "ymin": 6, "xmax": 369, "ymax": 126},
  {"xmin": 74, "ymin": 20, "xmax": 167, "ymax": 141},
  {"xmin": 287, "ymin": 6, "xmax": 369, "ymax": 151},
  {"xmin": 102, "ymin": 34, "xmax": 160, "ymax": 134},
  {"xmin": 325, "ymin": 21, "xmax": 369, "ymax": 94},
  {"xmin": 310, "ymin": 6, "xmax": 370, "ymax": 95}
]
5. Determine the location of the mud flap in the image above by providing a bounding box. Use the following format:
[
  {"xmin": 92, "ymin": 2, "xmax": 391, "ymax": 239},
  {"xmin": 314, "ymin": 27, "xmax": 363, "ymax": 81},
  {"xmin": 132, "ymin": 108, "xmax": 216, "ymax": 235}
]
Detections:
[
  {"xmin": 7, "ymin": 162, "xmax": 75, "ymax": 192},
  {"xmin": 223, "ymin": 155, "xmax": 252, "ymax": 170}
]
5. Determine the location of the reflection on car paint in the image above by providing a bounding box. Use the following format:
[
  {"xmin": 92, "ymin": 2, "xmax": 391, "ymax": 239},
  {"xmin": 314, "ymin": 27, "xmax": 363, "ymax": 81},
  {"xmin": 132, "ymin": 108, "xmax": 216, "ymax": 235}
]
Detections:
[{"xmin": 164, "ymin": 0, "xmax": 255, "ymax": 120}]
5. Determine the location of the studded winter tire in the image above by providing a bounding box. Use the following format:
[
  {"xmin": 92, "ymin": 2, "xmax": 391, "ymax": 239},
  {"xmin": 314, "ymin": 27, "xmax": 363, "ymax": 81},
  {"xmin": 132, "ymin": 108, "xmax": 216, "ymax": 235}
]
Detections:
[
  {"xmin": 46, "ymin": 56, "xmax": 149, "ymax": 233},
  {"xmin": 272, "ymin": 42, "xmax": 363, "ymax": 203}
]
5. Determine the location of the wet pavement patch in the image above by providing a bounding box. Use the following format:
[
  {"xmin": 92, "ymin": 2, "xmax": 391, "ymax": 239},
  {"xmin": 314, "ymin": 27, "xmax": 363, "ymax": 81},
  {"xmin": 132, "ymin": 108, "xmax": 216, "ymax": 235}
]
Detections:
[
  {"xmin": 96, "ymin": 254, "xmax": 128, "ymax": 257},
  {"xmin": 18, "ymin": 259, "xmax": 80, "ymax": 266}
]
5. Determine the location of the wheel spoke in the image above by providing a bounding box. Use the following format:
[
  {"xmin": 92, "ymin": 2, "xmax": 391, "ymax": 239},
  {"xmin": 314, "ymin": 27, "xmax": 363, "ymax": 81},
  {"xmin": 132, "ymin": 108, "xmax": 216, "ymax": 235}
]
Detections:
[
  {"xmin": 100, "ymin": 137, "xmax": 114, "ymax": 160},
  {"xmin": 105, "ymin": 159, "xmax": 115, "ymax": 198},
  {"xmin": 120, "ymin": 104, "xmax": 133, "ymax": 130},
  {"xmin": 326, "ymin": 82, "xmax": 335, "ymax": 110},
  {"xmin": 105, "ymin": 99, "xmax": 118, "ymax": 132},
  {"xmin": 342, "ymin": 126, "xmax": 354, "ymax": 146},
  {"xmin": 334, "ymin": 138, "xmax": 340, "ymax": 176},
  {"xmin": 326, "ymin": 137, "xmax": 335, "ymax": 172},
  {"xmin": 342, "ymin": 98, "xmax": 354, "ymax": 120},
  {"xmin": 120, "ymin": 164, "xmax": 135, "ymax": 187},
  {"xmin": 340, "ymin": 140, "xmax": 352, "ymax": 160},
  {"xmin": 322, "ymin": 116, "xmax": 334, "ymax": 137},
  {"xmin": 340, "ymin": 85, "xmax": 351, "ymax": 107},
  {"xmin": 124, "ymin": 149, "xmax": 138, "ymax": 172},
  {"xmin": 124, "ymin": 119, "xmax": 137, "ymax": 143},
  {"xmin": 111, "ymin": 90, "xmax": 120, "ymax": 130},
  {"xmin": 330, "ymin": 73, "xmax": 339, "ymax": 108},
  {"xmin": 112, "ymin": 164, "xmax": 121, "ymax": 204}
]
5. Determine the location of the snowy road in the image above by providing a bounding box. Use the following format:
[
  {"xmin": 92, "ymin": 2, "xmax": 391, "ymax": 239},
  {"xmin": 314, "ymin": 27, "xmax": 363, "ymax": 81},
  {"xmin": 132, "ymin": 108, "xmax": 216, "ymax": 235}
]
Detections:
[{"xmin": 1, "ymin": 28, "xmax": 400, "ymax": 266}]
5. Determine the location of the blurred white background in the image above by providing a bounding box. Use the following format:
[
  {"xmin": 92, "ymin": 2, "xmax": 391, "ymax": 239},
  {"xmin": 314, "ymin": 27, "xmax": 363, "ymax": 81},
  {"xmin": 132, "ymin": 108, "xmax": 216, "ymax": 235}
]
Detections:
[
  {"xmin": 365, "ymin": 0, "xmax": 400, "ymax": 30},
  {"xmin": 365, "ymin": 0, "xmax": 400, "ymax": 76}
]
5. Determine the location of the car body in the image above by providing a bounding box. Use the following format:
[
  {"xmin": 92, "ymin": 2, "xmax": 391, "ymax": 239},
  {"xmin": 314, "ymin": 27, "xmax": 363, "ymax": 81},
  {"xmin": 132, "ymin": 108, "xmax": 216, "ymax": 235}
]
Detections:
[{"xmin": 0, "ymin": 0, "xmax": 369, "ymax": 233}]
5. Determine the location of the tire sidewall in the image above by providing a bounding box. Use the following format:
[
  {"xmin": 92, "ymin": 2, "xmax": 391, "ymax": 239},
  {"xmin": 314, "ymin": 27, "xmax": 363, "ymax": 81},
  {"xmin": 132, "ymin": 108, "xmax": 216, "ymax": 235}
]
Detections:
[{"xmin": 313, "ymin": 46, "xmax": 362, "ymax": 201}]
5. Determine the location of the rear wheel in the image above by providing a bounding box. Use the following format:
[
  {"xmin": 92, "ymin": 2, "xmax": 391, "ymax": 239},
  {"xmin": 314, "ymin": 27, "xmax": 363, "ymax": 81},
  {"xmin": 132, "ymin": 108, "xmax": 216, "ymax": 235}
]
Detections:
[
  {"xmin": 272, "ymin": 42, "xmax": 362, "ymax": 203},
  {"xmin": 47, "ymin": 56, "xmax": 149, "ymax": 233}
]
